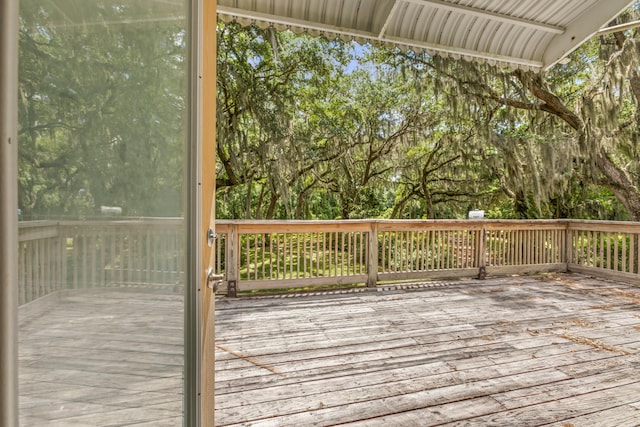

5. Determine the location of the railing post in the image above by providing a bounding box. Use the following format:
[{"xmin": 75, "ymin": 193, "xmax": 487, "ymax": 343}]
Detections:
[
  {"xmin": 226, "ymin": 223, "xmax": 239, "ymax": 297},
  {"xmin": 564, "ymin": 221, "xmax": 572, "ymax": 271},
  {"xmin": 367, "ymin": 221, "xmax": 378, "ymax": 288},
  {"xmin": 477, "ymin": 225, "xmax": 487, "ymax": 279}
]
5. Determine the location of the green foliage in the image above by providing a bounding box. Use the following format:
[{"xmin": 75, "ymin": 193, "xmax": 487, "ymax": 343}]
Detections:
[
  {"xmin": 18, "ymin": 1, "xmax": 186, "ymax": 219},
  {"xmin": 19, "ymin": 7, "xmax": 640, "ymax": 222},
  {"xmin": 216, "ymin": 24, "xmax": 506, "ymax": 220}
]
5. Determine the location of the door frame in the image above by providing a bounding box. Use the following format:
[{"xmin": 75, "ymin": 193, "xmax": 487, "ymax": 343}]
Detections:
[
  {"xmin": 0, "ymin": 0, "xmax": 19, "ymax": 425},
  {"xmin": 187, "ymin": 0, "xmax": 217, "ymax": 425},
  {"xmin": 1, "ymin": 0, "xmax": 216, "ymax": 424},
  {"xmin": 199, "ymin": 0, "xmax": 217, "ymax": 425}
]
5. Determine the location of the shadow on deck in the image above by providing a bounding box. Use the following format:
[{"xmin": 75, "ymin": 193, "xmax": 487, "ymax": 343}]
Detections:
[{"xmin": 19, "ymin": 273, "xmax": 640, "ymax": 426}]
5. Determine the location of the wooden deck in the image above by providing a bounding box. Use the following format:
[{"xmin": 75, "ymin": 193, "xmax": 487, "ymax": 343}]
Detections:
[
  {"xmin": 215, "ymin": 274, "xmax": 640, "ymax": 426},
  {"xmin": 19, "ymin": 289, "xmax": 184, "ymax": 427},
  {"xmin": 18, "ymin": 273, "xmax": 640, "ymax": 426}
]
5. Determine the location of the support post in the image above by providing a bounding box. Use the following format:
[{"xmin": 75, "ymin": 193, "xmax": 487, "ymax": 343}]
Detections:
[
  {"xmin": 565, "ymin": 222, "xmax": 573, "ymax": 271},
  {"xmin": 0, "ymin": 0, "xmax": 19, "ymax": 424},
  {"xmin": 367, "ymin": 222, "xmax": 379, "ymax": 288},
  {"xmin": 225, "ymin": 223, "xmax": 239, "ymax": 297},
  {"xmin": 477, "ymin": 226, "xmax": 487, "ymax": 279}
]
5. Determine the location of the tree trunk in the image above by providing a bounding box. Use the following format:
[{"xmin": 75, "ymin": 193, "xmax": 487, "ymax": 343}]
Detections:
[
  {"xmin": 245, "ymin": 181, "xmax": 253, "ymax": 219},
  {"xmin": 264, "ymin": 192, "xmax": 279, "ymax": 219},
  {"xmin": 595, "ymin": 149, "xmax": 640, "ymax": 221},
  {"xmin": 523, "ymin": 74, "xmax": 640, "ymax": 221}
]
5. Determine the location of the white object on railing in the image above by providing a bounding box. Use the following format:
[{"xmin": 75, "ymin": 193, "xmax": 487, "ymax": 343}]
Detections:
[
  {"xmin": 100, "ymin": 206, "xmax": 122, "ymax": 216},
  {"xmin": 468, "ymin": 210, "xmax": 485, "ymax": 219}
]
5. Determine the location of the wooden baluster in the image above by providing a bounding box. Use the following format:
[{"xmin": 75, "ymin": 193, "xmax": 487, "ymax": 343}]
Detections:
[
  {"xmin": 367, "ymin": 223, "xmax": 378, "ymax": 288},
  {"xmin": 274, "ymin": 233, "xmax": 279, "ymax": 280},
  {"xmin": 379, "ymin": 232, "xmax": 385, "ymax": 274},
  {"xmin": 606, "ymin": 232, "xmax": 612, "ymax": 270},
  {"xmin": 631, "ymin": 231, "xmax": 638, "ymax": 274},
  {"xmin": 320, "ymin": 232, "xmax": 325, "ymax": 278},
  {"xmin": 18, "ymin": 243, "xmax": 24, "ymax": 305},
  {"xmin": 346, "ymin": 232, "xmax": 351, "ymax": 277},
  {"xmin": 538, "ymin": 229, "xmax": 543, "ymax": 265},
  {"xmin": 597, "ymin": 231, "xmax": 602, "ymax": 269},
  {"xmin": 614, "ymin": 233, "xmax": 620, "ymax": 272},
  {"xmin": 358, "ymin": 232, "xmax": 363, "ymax": 275},
  {"xmin": 260, "ymin": 233, "xmax": 265, "ymax": 280},
  {"xmin": 509, "ymin": 229, "xmax": 514, "ymax": 266},
  {"xmin": 622, "ymin": 233, "xmax": 627, "ymax": 273},
  {"xmin": 331, "ymin": 232, "xmax": 336, "ymax": 277},
  {"xmin": 135, "ymin": 229, "xmax": 142, "ymax": 285},
  {"xmin": 636, "ymin": 233, "xmax": 640, "ymax": 274},
  {"xmin": 295, "ymin": 233, "xmax": 304, "ymax": 279},
  {"xmin": 317, "ymin": 232, "xmax": 322, "ymax": 277}
]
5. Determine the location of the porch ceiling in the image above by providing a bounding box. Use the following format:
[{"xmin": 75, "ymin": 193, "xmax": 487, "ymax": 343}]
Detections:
[{"xmin": 217, "ymin": 0, "xmax": 635, "ymax": 71}]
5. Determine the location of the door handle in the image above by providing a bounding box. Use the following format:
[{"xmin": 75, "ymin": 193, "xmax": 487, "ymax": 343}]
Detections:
[{"xmin": 206, "ymin": 268, "xmax": 224, "ymax": 292}]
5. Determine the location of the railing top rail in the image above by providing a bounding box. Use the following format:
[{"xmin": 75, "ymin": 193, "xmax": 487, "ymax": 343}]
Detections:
[
  {"xmin": 18, "ymin": 218, "xmax": 185, "ymax": 240},
  {"xmin": 215, "ymin": 219, "xmax": 573, "ymax": 233},
  {"xmin": 18, "ymin": 221, "xmax": 59, "ymax": 242},
  {"xmin": 215, "ymin": 219, "xmax": 569, "ymax": 224},
  {"xmin": 57, "ymin": 218, "xmax": 184, "ymax": 227},
  {"xmin": 18, "ymin": 218, "xmax": 640, "ymax": 236},
  {"xmin": 18, "ymin": 220, "xmax": 59, "ymax": 229},
  {"xmin": 482, "ymin": 220, "xmax": 569, "ymax": 230},
  {"xmin": 566, "ymin": 219, "xmax": 640, "ymax": 232},
  {"xmin": 216, "ymin": 220, "xmax": 372, "ymax": 233},
  {"xmin": 216, "ymin": 219, "xmax": 375, "ymax": 225}
]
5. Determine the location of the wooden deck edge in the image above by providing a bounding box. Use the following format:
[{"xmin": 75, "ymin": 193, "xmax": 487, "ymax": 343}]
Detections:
[
  {"xmin": 58, "ymin": 284, "xmax": 183, "ymax": 297},
  {"xmin": 486, "ymin": 263, "xmax": 568, "ymax": 276},
  {"xmin": 19, "ymin": 284, "xmax": 184, "ymax": 323},
  {"xmin": 378, "ymin": 264, "xmax": 568, "ymax": 283},
  {"xmin": 18, "ymin": 290, "xmax": 60, "ymax": 326},
  {"xmin": 237, "ymin": 275, "xmax": 368, "ymax": 292},
  {"xmin": 568, "ymin": 264, "xmax": 640, "ymax": 285},
  {"xmin": 378, "ymin": 269, "xmax": 479, "ymax": 282}
]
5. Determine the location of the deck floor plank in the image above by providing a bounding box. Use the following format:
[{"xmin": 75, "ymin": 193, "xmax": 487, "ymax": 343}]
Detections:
[{"xmin": 544, "ymin": 404, "xmax": 640, "ymax": 427}]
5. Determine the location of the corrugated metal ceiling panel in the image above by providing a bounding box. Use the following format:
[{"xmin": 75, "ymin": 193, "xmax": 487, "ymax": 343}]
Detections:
[{"xmin": 218, "ymin": 0, "xmax": 635, "ymax": 70}]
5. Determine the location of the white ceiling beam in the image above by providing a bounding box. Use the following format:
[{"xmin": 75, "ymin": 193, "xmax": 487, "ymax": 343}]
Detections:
[
  {"xmin": 378, "ymin": 0, "xmax": 401, "ymax": 39},
  {"xmin": 217, "ymin": 5, "xmax": 377, "ymax": 39},
  {"xmin": 383, "ymin": 34, "xmax": 543, "ymax": 69},
  {"xmin": 218, "ymin": 4, "xmax": 543, "ymax": 69},
  {"xmin": 597, "ymin": 19, "xmax": 640, "ymax": 36},
  {"xmin": 543, "ymin": 0, "xmax": 634, "ymax": 70},
  {"xmin": 405, "ymin": 0, "xmax": 564, "ymax": 34}
]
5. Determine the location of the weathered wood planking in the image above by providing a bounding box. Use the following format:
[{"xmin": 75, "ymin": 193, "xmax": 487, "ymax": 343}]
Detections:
[
  {"xmin": 18, "ymin": 289, "xmax": 183, "ymax": 427},
  {"xmin": 16, "ymin": 271, "xmax": 640, "ymax": 426},
  {"xmin": 215, "ymin": 274, "xmax": 640, "ymax": 426}
]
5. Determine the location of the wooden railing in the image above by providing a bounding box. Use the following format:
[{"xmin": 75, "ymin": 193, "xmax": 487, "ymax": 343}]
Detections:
[
  {"xmin": 18, "ymin": 222, "xmax": 67, "ymax": 305},
  {"xmin": 567, "ymin": 220, "xmax": 640, "ymax": 282},
  {"xmin": 17, "ymin": 218, "xmax": 640, "ymax": 303},
  {"xmin": 18, "ymin": 219, "xmax": 184, "ymax": 305},
  {"xmin": 212, "ymin": 221, "xmax": 372, "ymax": 295},
  {"xmin": 212, "ymin": 220, "xmax": 573, "ymax": 295}
]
